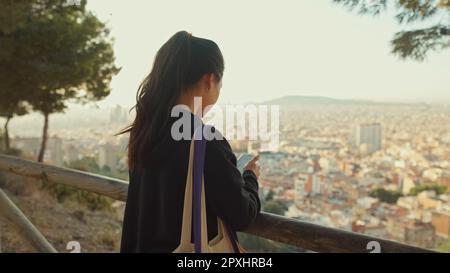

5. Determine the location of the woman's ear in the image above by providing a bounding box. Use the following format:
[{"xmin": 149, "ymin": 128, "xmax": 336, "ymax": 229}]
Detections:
[
  {"xmin": 199, "ymin": 73, "xmax": 212, "ymax": 91},
  {"xmin": 208, "ymin": 73, "xmax": 215, "ymax": 91}
]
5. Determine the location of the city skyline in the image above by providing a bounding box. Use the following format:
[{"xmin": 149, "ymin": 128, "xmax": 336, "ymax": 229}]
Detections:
[
  {"xmin": 6, "ymin": 102, "xmax": 450, "ymax": 250},
  {"xmin": 6, "ymin": 94, "xmax": 450, "ymax": 140}
]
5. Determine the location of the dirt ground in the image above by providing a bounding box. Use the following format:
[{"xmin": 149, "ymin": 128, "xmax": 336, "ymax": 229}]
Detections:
[{"xmin": 0, "ymin": 173, "xmax": 125, "ymax": 253}]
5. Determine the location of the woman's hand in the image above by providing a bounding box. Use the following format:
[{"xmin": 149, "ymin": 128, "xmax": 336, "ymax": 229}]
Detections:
[{"xmin": 244, "ymin": 154, "xmax": 260, "ymax": 179}]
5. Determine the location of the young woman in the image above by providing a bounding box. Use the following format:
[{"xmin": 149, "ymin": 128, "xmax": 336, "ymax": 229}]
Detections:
[{"xmin": 118, "ymin": 31, "xmax": 261, "ymax": 253}]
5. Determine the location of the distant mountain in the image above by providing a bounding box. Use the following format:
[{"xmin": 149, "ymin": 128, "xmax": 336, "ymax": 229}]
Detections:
[{"xmin": 261, "ymin": 95, "xmax": 408, "ymax": 106}]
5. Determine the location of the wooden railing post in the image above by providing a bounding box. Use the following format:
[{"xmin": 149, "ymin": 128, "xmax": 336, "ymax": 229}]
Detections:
[{"xmin": 0, "ymin": 188, "xmax": 57, "ymax": 253}]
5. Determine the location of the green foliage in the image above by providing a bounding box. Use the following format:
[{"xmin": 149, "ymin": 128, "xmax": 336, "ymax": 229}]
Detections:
[
  {"xmin": 435, "ymin": 237, "xmax": 450, "ymax": 253},
  {"xmin": 1, "ymin": 148, "xmax": 23, "ymax": 156},
  {"xmin": 44, "ymin": 156, "xmax": 114, "ymax": 211},
  {"xmin": 408, "ymin": 184, "xmax": 448, "ymax": 196},
  {"xmin": 66, "ymin": 156, "xmax": 100, "ymax": 173},
  {"xmin": 0, "ymin": 0, "xmax": 30, "ymax": 34},
  {"xmin": 237, "ymin": 233, "xmax": 305, "ymax": 253},
  {"xmin": 0, "ymin": 0, "xmax": 120, "ymax": 160},
  {"xmin": 265, "ymin": 189, "xmax": 275, "ymax": 202},
  {"xmin": 8, "ymin": 0, "xmax": 121, "ymax": 114},
  {"xmin": 369, "ymin": 188, "xmax": 403, "ymax": 203},
  {"xmin": 263, "ymin": 200, "xmax": 286, "ymax": 216},
  {"xmin": 65, "ymin": 155, "xmax": 128, "ymax": 179},
  {"xmin": 43, "ymin": 181, "xmax": 114, "ymax": 211},
  {"xmin": 333, "ymin": 0, "xmax": 388, "ymax": 15},
  {"xmin": 333, "ymin": 0, "xmax": 450, "ymax": 61},
  {"xmin": 392, "ymin": 25, "xmax": 450, "ymax": 60}
]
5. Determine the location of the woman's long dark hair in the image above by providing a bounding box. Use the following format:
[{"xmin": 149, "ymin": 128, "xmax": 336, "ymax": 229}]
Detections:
[{"xmin": 116, "ymin": 31, "xmax": 225, "ymax": 171}]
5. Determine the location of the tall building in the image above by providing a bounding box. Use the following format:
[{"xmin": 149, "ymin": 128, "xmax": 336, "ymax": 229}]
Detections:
[
  {"xmin": 294, "ymin": 174, "xmax": 308, "ymax": 205},
  {"xmin": 311, "ymin": 174, "xmax": 322, "ymax": 195},
  {"xmin": 47, "ymin": 137, "xmax": 63, "ymax": 166},
  {"xmin": 65, "ymin": 144, "xmax": 79, "ymax": 164},
  {"xmin": 99, "ymin": 142, "xmax": 118, "ymax": 171},
  {"xmin": 400, "ymin": 175, "xmax": 416, "ymax": 195},
  {"xmin": 431, "ymin": 210, "xmax": 450, "ymax": 239},
  {"xmin": 353, "ymin": 123, "xmax": 382, "ymax": 153},
  {"xmin": 109, "ymin": 105, "xmax": 128, "ymax": 124},
  {"xmin": 295, "ymin": 171, "xmax": 323, "ymax": 206}
]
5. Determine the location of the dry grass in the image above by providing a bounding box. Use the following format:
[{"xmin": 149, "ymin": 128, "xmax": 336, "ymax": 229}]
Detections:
[{"xmin": 0, "ymin": 172, "xmax": 125, "ymax": 253}]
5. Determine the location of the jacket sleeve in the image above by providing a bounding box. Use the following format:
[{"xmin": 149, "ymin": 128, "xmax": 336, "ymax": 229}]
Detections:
[{"xmin": 203, "ymin": 137, "xmax": 261, "ymax": 231}]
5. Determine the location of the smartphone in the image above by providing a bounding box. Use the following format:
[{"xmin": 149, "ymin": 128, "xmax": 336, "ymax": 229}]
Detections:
[{"xmin": 236, "ymin": 153, "xmax": 256, "ymax": 174}]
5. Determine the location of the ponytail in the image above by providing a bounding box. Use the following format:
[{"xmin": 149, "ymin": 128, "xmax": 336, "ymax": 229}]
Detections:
[{"xmin": 117, "ymin": 31, "xmax": 224, "ymax": 171}]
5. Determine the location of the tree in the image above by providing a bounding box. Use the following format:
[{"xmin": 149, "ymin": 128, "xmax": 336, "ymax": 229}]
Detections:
[
  {"xmin": 409, "ymin": 183, "xmax": 448, "ymax": 196},
  {"xmin": 263, "ymin": 200, "xmax": 286, "ymax": 216},
  {"xmin": 0, "ymin": 1, "xmax": 34, "ymax": 151},
  {"xmin": 0, "ymin": 0, "xmax": 30, "ymax": 34},
  {"xmin": 333, "ymin": 0, "xmax": 450, "ymax": 61},
  {"xmin": 369, "ymin": 188, "xmax": 403, "ymax": 203},
  {"xmin": 0, "ymin": 0, "xmax": 120, "ymax": 161},
  {"xmin": 0, "ymin": 99, "xmax": 28, "ymax": 151},
  {"xmin": 265, "ymin": 189, "xmax": 275, "ymax": 202}
]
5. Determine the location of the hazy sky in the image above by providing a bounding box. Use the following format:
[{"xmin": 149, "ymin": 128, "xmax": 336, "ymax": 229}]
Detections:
[{"xmin": 86, "ymin": 0, "xmax": 450, "ymax": 107}]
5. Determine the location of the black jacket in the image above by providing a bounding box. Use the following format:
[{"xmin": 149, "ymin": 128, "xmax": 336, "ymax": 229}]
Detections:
[{"xmin": 120, "ymin": 111, "xmax": 261, "ymax": 252}]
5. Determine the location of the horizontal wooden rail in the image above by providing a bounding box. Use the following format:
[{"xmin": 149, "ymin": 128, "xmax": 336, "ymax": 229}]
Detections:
[
  {"xmin": 0, "ymin": 154, "xmax": 436, "ymax": 253},
  {"xmin": 246, "ymin": 212, "xmax": 433, "ymax": 253},
  {"xmin": 0, "ymin": 154, "xmax": 128, "ymax": 201}
]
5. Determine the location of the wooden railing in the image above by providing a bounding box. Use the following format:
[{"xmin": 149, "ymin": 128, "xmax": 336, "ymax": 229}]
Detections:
[{"xmin": 0, "ymin": 154, "xmax": 436, "ymax": 253}]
